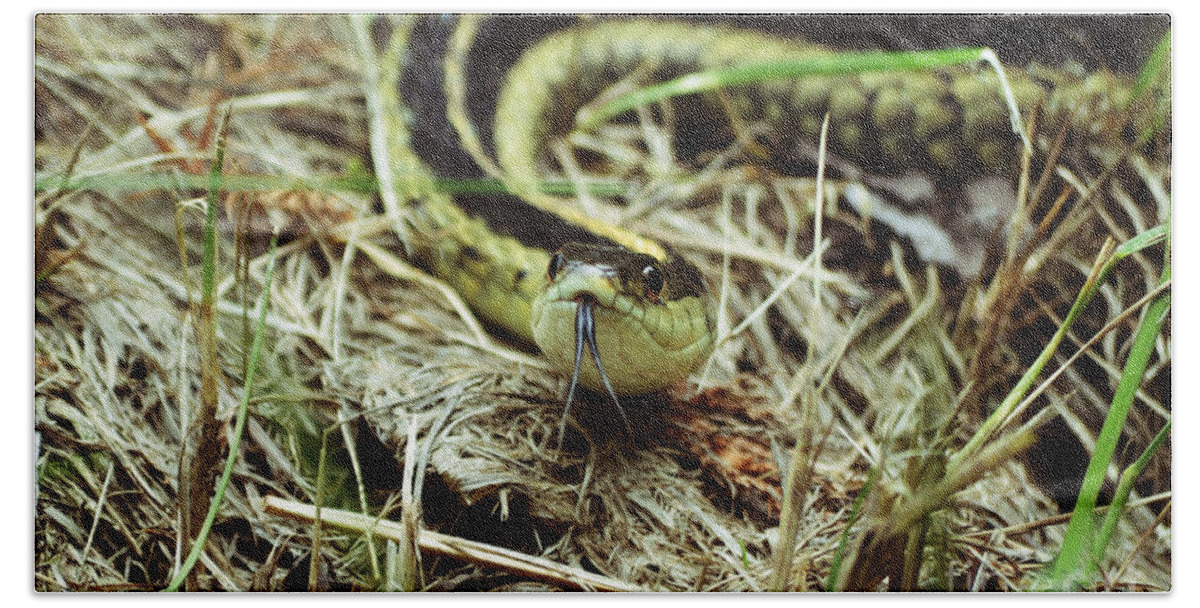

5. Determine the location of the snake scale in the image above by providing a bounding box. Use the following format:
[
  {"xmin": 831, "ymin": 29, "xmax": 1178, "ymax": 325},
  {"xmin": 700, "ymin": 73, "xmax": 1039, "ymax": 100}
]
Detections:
[{"xmin": 396, "ymin": 15, "xmax": 1168, "ymax": 429}]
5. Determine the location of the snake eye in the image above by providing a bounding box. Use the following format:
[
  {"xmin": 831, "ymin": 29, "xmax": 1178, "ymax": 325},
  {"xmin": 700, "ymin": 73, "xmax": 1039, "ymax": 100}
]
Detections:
[
  {"xmin": 547, "ymin": 252, "xmax": 565, "ymax": 280},
  {"xmin": 642, "ymin": 264, "xmax": 664, "ymax": 301}
]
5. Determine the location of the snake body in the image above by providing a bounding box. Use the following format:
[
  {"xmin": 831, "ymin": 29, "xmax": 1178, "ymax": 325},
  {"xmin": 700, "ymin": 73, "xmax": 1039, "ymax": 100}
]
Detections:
[
  {"xmin": 399, "ymin": 16, "xmax": 1165, "ymax": 402},
  {"xmin": 494, "ymin": 19, "xmax": 1162, "ymax": 194}
]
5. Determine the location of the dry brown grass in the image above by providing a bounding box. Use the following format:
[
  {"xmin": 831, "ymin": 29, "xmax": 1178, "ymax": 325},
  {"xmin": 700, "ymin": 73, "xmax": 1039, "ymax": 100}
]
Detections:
[{"xmin": 34, "ymin": 14, "xmax": 1169, "ymax": 591}]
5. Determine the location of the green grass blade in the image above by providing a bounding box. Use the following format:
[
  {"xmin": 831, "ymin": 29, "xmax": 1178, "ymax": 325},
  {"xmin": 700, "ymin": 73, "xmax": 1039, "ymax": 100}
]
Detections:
[
  {"xmin": 165, "ymin": 230, "xmax": 281, "ymax": 592},
  {"xmin": 1094, "ymin": 420, "xmax": 1170, "ymax": 563},
  {"xmin": 174, "ymin": 108, "xmax": 231, "ymax": 590},
  {"xmin": 1129, "ymin": 30, "xmax": 1171, "ymax": 107},
  {"xmin": 1039, "ymin": 228, "xmax": 1170, "ymax": 591},
  {"xmin": 826, "ymin": 466, "xmax": 877, "ymax": 591},
  {"xmin": 953, "ymin": 224, "xmax": 1168, "ymax": 470},
  {"xmin": 35, "ymin": 171, "xmax": 624, "ymax": 201},
  {"xmin": 1112, "ymin": 224, "xmax": 1169, "ymax": 262},
  {"xmin": 576, "ymin": 47, "xmax": 987, "ymax": 131}
]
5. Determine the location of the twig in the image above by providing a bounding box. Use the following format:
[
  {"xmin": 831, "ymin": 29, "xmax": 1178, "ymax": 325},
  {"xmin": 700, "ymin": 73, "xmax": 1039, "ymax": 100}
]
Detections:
[{"xmin": 262, "ymin": 496, "xmax": 642, "ymax": 592}]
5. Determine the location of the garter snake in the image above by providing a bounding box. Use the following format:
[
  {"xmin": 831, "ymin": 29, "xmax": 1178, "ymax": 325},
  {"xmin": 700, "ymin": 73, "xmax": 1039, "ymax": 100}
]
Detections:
[{"xmin": 396, "ymin": 16, "xmax": 1166, "ymax": 432}]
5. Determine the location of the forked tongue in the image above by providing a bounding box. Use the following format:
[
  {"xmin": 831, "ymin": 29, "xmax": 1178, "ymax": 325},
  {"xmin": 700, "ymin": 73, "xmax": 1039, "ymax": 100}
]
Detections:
[{"xmin": 556, "ymin": 295, "xmax": 633, "ymax": 448}]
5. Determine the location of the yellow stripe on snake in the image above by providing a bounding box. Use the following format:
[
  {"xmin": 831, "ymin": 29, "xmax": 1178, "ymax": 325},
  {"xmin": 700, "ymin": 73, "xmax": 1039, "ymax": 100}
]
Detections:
[{"xmin": 394, "ymin": 16, "xmax": 1166, "ymax": 437}]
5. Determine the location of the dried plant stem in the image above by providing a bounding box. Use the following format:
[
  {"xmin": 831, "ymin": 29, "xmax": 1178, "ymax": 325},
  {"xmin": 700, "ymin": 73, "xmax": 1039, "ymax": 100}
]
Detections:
[{"xmin": 262, "ymin": 496, "xmax": 642, "ymax": 592}]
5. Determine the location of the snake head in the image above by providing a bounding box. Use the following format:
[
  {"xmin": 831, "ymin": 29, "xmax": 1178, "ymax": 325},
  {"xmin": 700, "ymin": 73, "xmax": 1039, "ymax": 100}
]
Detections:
[{"xmin": 530, "ymin": 242, "xmax": 714, "ymax": 397}]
